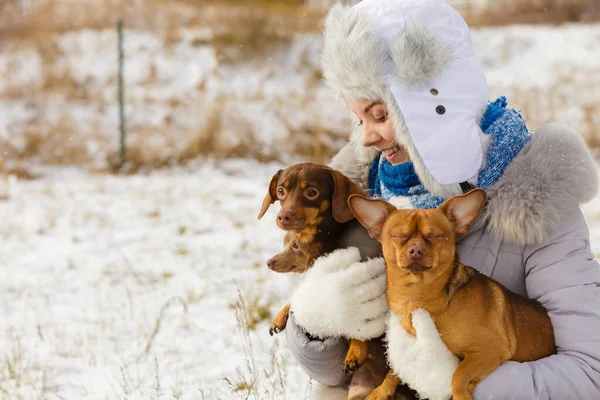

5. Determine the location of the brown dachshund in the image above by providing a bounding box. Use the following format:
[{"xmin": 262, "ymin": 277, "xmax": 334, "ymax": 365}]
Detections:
[
  {"xmin": 259, "ymin": 162, "xmax": 382, "ymax": 377},
  {"xmin": 258, "ymin": 162, "xmax": 362, "ymax": 237},
  {"xmin": 348, "ymin": 189, "xmax": 556, "ymax": 400}
]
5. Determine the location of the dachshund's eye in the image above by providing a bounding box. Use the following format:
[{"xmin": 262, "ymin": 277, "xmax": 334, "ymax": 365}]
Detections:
[
  {"xmin": 305, "ymin": 188, "xmax": 319, "ymax": 199},
  {"xmin": 277, "ymin": 186, "xmax": 286, "ymax": 197},
  {"xmin": 292, "ymin": 241, "xmax": 299, "ymax": 250}
]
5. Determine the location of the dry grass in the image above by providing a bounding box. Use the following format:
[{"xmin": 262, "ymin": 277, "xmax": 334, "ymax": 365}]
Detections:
[
  {"xmin": 1, "ymin": 0, "xmax": 599, "ymax": 173},
  {"xmin": 3, "ymin": 0, "xmax": 595, "ymax": 43},
  {"xmin": 0, "ymin": 333, "xmax": 57, "ymax": 399},
  {"xmin": 4, "ymin": 82, "xmax": 599, "ymax": 174},
  {"xmin": 102, "ymin": 95, "xmax": 339, "ymax": 174},
  {"xmin": 464, "ymin": 0, "xmax": 594, "ymax": 26},
  {"xmin": 177, "ymin": 101, "xmax": 225, "ymax": 164},
  {"xmin": 219, "ymin": 285, "xmax": 292, "ymax": 399},
  {"xmin": 0, "ymin": 0, "xmax": 321, "ymax": 53},
  {"xmin": 0, "ymin": 0, "xmax": 333, "ymax": 172},
  {"xmin": 583, "ymin": 104, "xmax": 600, "ymax": 149},
  {"xmin": 13, "ymin": 122, "xmax": 100, "ymax": 166},
  {"xmin": 494, "ymin": 84, "xmax": 600, "ymax": 153}
]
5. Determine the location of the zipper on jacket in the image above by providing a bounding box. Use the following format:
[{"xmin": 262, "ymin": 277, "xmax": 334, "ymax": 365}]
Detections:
[
  {"xmin": 457, "ymin": 219, "xmax": 486, "ymax": 243},
  {"xmin": 458, "ymin": 225, "xmax": 484, "ymax": 243}
]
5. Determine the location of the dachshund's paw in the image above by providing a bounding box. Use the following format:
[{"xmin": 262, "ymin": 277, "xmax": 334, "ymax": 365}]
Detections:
[
  {"xmin": 342, "ymin": 359, "xmax": 360, "ymax": 376},
  {"xmin": 343, "ymin": 339, "xmax": 368, "ymax": 375},
  {"xmin": 342, "ymin": 353, "xmax": 366, "ymax": 375}
]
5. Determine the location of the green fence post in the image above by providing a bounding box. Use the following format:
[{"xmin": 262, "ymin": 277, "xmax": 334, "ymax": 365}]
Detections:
[{"xmin": 117, "ymin": 19, "xmax": 126, "ymax": 169}]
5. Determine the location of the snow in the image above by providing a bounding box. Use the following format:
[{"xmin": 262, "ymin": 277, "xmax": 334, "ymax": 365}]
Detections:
[
  {"xmin": 474, "ymin": 24, "xmax": 600, "ymax": 91},
  {"xmin": 0, "ymin": 159, "xmax": 314, "ymax": 399}
]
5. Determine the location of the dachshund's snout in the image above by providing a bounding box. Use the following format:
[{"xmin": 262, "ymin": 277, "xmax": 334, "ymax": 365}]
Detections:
[{"xmin": 277, "ymin": 209, "xmax": 298, "ymax": 229}]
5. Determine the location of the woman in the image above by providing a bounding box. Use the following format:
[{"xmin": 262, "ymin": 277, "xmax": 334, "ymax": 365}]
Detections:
[{"xmin": 284, "ymin": 0, "xmax": 600, "ymax": 399}]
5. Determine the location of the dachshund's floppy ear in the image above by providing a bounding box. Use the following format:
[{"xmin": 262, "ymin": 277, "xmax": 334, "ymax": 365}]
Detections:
[
  {"xmin": 257, "ymin": 169, "xmax": 282, "ymax": 220},
  {"xmin": 330, "ymin": 170, "xmax": 365, "ymax": 223}
]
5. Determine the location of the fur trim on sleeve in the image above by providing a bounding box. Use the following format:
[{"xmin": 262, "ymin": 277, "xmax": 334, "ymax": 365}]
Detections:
[
  {"xmin": 290, "ymin": 248, "xmax": 388, "ymax": 341},
  {"xmin": 385, "ymin": 309, "xmax": 459, "ymax": 400}
]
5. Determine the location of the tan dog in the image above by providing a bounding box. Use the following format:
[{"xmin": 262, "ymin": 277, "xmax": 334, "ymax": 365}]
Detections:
[{"xmin": 348, "ymin": 189, "xmax": 556, "ymax": 400}]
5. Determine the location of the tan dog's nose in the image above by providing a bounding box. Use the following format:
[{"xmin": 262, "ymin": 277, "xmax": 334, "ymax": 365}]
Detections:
[{"xmin": 408, "ymin": 244, "xmax": 425, "ymax": 259}]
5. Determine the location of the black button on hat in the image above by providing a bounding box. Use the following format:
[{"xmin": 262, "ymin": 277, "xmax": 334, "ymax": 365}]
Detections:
[{"xmin": 436, "ymin": 105, "xmax": 446, "ymax": 115}]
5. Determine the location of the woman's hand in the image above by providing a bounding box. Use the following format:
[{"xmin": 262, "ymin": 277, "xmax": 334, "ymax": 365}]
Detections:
[
  {"xmin": 386, "ymin": 309, "xmax": 459, "ymax": 400},
  {"xmin": 289, "ymin": 247, "xmax": 388, "ymax": 341}
]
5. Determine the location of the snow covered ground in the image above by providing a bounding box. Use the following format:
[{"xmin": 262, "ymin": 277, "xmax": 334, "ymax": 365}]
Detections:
[
  {"xmin": 0, "ymin": 159, "xmax": 312, "ymax": 399},
  {"xmin": 2, "ymin": 158, "xmax": 600, "ymax": 400}
]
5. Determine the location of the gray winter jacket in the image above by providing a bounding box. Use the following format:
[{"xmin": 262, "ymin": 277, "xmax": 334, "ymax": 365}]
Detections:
[{"xmin": 285, "ymin": 123, "xmax": 600, "ymax": 399}]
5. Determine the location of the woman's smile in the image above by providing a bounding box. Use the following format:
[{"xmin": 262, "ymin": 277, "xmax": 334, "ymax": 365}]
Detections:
[{"xmin": 382, "ymin": 144, "xmax": 401, "ymax": 162}]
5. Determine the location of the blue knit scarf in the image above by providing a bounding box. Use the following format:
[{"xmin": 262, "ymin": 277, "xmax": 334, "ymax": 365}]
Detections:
[{"xmin": 368, "ymin": 96, "xmax": 531, "ymax": 209}]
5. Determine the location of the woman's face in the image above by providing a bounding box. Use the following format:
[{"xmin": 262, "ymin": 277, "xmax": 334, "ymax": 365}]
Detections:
[{"xmin": 347, "ymin": 98, "xmax": 410, "ymax": 165}]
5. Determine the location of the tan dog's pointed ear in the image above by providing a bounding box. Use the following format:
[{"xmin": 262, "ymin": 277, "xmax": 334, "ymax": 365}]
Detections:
[
  {"xmin": 257, "ymin": 170, "xmax": 282, "ymax": 220},
  {"xmin": 439, "ymin": 188, "xmax": 487, "ymax": 236},
  {"xmin": 330, "ymin": 170, "xmax": 366, "ymax": 223},
  {"xmin": 347, "ymin": 194, "xmax": 396, "ymax": 240}
]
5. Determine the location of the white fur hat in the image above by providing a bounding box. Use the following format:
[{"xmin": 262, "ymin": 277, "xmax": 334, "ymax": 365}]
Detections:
[{"xmin": 322, "ymin": 0, "xmax": 489, "ymax": 196}]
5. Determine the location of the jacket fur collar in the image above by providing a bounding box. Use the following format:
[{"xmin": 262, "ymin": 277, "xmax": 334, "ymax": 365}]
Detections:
[{"xmin": 330, "ymin": 123, "xmax": 599, "ymax": 246}]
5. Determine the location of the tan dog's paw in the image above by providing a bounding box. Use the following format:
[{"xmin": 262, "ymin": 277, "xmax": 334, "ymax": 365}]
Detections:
[
  {"xmin": 343, "ymin": 339, "xmax": 368, "ymax": 375},
  {"xmin": 269, "ymin": 316, "xmax": 288, "ymax": 336},
  {"xmin": 364, "ymin": 386, "xmax": 394, "ymax": 400},
  {"xmin": 269, "ymin": 314, "xmax": 288, "ymax": 336},
  {"xmin": 269, "ymin": 305, "xmax": 290, "ymax": 336},
  {"xmin": 364, "ymin": 370, "xmax": 402, "ymax": 400}
]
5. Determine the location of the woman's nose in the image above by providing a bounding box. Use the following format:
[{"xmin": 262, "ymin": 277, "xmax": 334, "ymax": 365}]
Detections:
[{"xmin": 361, "ymin": 125, "xmax": 381, "ymax": 148}]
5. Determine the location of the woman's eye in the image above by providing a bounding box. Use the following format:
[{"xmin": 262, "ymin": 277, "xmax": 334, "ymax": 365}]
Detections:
[
  {"xmin": 277, "ymin": 187, "xmax": 286, "ymax": 197},
  {"xmin": 305, "ymin": 188, "xmax": 319, "ymax": 199},
  {"xmin": 374, "ymin": 114, "xmax": 388, "ymax": 123}
]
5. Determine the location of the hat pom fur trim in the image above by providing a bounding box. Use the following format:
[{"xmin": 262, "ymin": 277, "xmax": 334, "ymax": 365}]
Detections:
[
  {"xmin": 321, "ymin": 3, "xmax": 452, "ymax": 96},
  {"xmin": 390, "ymin": 19, "xmax": 452, "ymax": 88}
]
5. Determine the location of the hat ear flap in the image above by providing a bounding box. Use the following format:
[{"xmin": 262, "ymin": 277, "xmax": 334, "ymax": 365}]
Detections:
[{"xmin": 390, "ymin": 19, "xmax": 452, "ymax": 88}]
